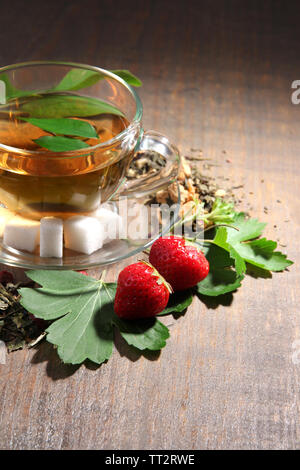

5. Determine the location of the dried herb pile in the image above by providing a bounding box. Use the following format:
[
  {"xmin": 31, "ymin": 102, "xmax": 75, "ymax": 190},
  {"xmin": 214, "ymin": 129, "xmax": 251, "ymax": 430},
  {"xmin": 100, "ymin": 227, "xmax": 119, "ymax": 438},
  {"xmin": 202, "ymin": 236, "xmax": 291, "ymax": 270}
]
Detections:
[
  {"xmin": 0, "ymin": 275, "xmax": 45, "ymax": 353},
  {"xmin": 127, "ymin": 148, "xmax": 237, "ymax": 212}
]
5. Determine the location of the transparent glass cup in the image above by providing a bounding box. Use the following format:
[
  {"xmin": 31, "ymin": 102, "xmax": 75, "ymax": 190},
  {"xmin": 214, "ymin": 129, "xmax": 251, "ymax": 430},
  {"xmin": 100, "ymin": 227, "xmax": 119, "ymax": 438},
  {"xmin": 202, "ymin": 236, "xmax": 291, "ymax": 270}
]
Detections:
[{"xmin": 0, "ymin": 61, "xmax": 180, "ymax": 268}]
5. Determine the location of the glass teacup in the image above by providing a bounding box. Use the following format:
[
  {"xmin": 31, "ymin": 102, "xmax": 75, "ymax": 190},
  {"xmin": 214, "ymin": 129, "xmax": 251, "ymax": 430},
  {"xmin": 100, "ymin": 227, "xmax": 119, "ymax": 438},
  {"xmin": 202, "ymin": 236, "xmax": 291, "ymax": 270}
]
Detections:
[{"xmin": 0, "ymin": 61, "xmax": 180, "ymax": 268}]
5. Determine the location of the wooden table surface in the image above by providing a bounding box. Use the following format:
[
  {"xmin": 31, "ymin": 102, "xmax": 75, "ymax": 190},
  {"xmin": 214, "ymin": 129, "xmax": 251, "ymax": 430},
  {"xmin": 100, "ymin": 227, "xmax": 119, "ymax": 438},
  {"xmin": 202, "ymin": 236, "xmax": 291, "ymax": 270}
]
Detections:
[{"xmin": 0, "ymin": 0, "xmax": 299, "ymax": 450}]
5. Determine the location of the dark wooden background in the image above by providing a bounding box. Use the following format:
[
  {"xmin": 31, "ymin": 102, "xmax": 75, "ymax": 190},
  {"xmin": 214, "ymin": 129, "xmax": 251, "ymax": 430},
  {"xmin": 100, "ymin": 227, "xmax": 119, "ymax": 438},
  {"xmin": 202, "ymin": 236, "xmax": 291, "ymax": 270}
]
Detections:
[{"xmin": 0, "ymin": 0, "xmax": 299, "ymax": 450}]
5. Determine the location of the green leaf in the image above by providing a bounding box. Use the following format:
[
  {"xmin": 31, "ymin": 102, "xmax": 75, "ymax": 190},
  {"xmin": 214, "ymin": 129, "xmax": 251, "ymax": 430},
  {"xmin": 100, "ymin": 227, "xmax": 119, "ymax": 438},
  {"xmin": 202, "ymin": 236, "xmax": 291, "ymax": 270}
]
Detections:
[
  {"xmin": 0, "ymin": 73, "xmax": 34, "ymax": 101},
  {"xmin": 52, "ymin": 68, "xmax": 142, "ymax": 92},
  {"xmin": 20, "ymin": 276, "xmax": 116, "ymax": 364},
  {"xmin": 227, "ymin": 212, "xmax": 266, "ymax": 243},
  {"xmin": 20, "ymin": 95, "xmax": 124, "ymax": 118},
  {"xmin": 52, "ymin": 69, "xmax": 102, "ymax": 92},
  {"xmin": 111, "ymin": 70, "xmax": 142, "ymax": 87},
  {"xmin": 214, "ymin": 214, "xmax": 293, "ymax": 272},
  {"xmin": 19, "ymin": 288, "xmax": 77, "ymax": 320},
  {"xmin": 228, "ymin": 245, "xmax": 247, "ymax": 275},
  {"xmin": 113, "ymin": 316, "xmax": 169, "ymax": 350},
  {"xmin": 199, "ymin": 240, "xmax": 233, "ymax": 269},
  {"xmin": 23, "ymin": 269, "xmax": 100, "ymax": 293},
  {"xmin": 204, "ymin": 198, "xmax": 236, "ymax": 225},
  {"xmin": 19, "ymin": 270, "xmax": 169, "ymax": 364},
  {"xmin": 34, "ymin": 136, "xmax": 91, "ymax": 152},
  {"xmin": 158, "ymin": 289, "xmax": 193, "ymax": 315},
  {"xmin": 212, "ymin": 227, "xmax": 246, "ymax": 275},
  {"xmin": 19, "ymin": 271, "xmax": 105, "ymax": 321},
  {"xmin": 21, "ymin": 117, "xmax": 98, "ymax": 138},
  {"xmin": 234, "ymin": 238, "xmax": 293, "ymax": 271},
  {"xmin": 0, "ymin": 68, "xmax": 142, "ymax": 105},
  {"xmin": 45, "ymin": 283, "xmax": 116, "ymax": 364},
  {"xmin": 196, "ymin": 268, "xmax": 244, "ymax": 296},
  {"xmin": 194, "ymin": 237, "xmax": 244, "ymax": 296}
]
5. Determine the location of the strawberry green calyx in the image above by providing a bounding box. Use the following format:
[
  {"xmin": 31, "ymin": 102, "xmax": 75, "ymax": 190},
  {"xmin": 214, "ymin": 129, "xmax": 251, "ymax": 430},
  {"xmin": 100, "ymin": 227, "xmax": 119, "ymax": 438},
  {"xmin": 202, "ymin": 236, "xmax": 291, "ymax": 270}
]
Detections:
[{"xmin": 139, "ymin": 260, "xmax": 173, "ymax": 294}]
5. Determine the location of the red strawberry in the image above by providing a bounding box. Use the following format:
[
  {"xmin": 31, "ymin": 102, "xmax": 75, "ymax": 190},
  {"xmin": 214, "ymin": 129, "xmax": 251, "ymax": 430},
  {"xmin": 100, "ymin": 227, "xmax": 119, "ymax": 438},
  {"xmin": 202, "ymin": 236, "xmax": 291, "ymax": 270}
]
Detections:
[
  {"xmin": 149, "ymin": 236, "xmax": 209, "ymax": 291},
  {"xmin": 114, "ymin": 261, "xmax": 171, "ymax": 320}
]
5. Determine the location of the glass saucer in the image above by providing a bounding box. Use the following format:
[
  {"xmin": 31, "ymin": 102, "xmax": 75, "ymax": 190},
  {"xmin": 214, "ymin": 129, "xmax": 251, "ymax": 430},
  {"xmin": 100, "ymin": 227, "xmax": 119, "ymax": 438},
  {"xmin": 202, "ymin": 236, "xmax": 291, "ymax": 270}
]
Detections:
[{"xmin": 0, "ymin": 184, "xmax": 180, "ymax": 270}]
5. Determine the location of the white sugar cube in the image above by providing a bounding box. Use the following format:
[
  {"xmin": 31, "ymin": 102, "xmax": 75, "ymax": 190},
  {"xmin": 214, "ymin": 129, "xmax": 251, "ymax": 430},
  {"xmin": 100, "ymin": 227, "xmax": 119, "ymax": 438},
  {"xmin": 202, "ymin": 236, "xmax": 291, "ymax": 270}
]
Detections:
[
  {"xmin": 64, "ymin": 216, "xmax": 105, "ymax": 255},
  {"xmin": 95, "ymin": 207, "xmax": 123, "ymax": 244},
  {"xmin": 3, "ymin": 216, "xmax": 40, "ymax": 253},
  {"xmin": 68, "ymin": 190, "xmax": 101, "ymax": 211},
  {"xmin": 40, "ymin": 217, "xmax": 63, "ymax": 258},
  {"xmin": 0, "ymin": 208, "xmax": 14, "ymax": 237}
]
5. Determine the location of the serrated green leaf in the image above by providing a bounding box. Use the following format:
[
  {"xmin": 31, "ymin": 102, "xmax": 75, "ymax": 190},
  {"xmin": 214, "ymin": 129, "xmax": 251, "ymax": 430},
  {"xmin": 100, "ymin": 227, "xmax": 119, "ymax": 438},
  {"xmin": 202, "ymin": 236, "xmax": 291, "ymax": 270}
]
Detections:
[
  {"xmin": 46, "ymin": 283, "xmax": 116, "ymax": 364},
  {"xmin": 212, "ymin": 227, "xmax": 246, "ymax": 275},
  {"xmin": 158, "ymin": 289, "xmax": 193, "ymax": 315},
  {"xmin": 34, "ymin": 136, "xmax": 91, "ymax": 151},
  {"xmin": 21, "ymin": 117, "xmax": 98, "ymax": 138},
  {"xmin": 205, "ymin": 198, "xmax": 236, "ymax": 225},
  {"xmin": 19, "ymin": 288, "xmax": 76, "ymax": 320},
  {"xmin": 113, "ymin": 316, "xmax": 169, "ymax": 350},
  {"xmin": 213, "ymin": 214, "xmax": 293, "ymax": 272},
  {"xmin": 20, "ymin": 272, "xmax": 116, "ymax": 363},
  {"xmin": 234, "ymin": 238, "xmax": 293, "ymax": 271},
  {"xmin": 20, "ymin": 95, "xmax": 123, "ymax": 118},
  {"xmin": 196, "ymin": 268, "xmax": 244, "ymax": 296},
  {"xmin": 25, "ymin": 269, "xmax": 98, "ymax": 291},
  {"xmin": 227, "ymin": 212, "xmax": 266, "ymax": 243},
  {"xmin": 228, "ymin": 245, "xmax": 247, "ymax": 275}
]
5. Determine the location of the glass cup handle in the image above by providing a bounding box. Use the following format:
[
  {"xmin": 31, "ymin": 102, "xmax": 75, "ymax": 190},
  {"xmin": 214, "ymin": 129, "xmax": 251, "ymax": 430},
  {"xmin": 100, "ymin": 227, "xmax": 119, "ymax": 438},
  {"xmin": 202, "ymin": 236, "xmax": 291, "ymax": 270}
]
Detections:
[{"xmin": 117, "ymin": 130, "xmax": 181, "ymax": 198}]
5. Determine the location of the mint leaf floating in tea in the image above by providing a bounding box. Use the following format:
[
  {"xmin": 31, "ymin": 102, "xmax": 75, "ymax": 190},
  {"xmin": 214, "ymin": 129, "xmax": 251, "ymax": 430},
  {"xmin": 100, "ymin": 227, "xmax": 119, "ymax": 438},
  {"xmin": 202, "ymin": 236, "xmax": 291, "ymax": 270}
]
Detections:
[
  {"xmin": 20, "ymin": 95, "xmax": 124, "ymax": 118},
  {"xmin": 53, "ymin": 69, "xmax": 104, "ymax": 92},
  {"xmin": 0, "ymin": 68, "xmax": 142, "ymax": 104},
  {"xmin": 19, "ymin": 270, "xmax": 170, "ymax": 365},
  {"xmin": 110, "ymin": 70, "xmax": 142, "ymax": 87},
  {"xmin": 21, "ymin": 117, "xmax": 98, "ymax": 139},
  {"xmin": 0, "ymin": 73, "xmax": 35, "ymax": 101},
  {"xmin": 0, "ymin": 68, "xmax": 138, "ymax": 152},
  {"xmin": 52, "ymin": 68, "xmax": 142, "ymax": 92},
  {"xmin": 34, "ymin": 136, "xmax": 91, "ymax": 152}
]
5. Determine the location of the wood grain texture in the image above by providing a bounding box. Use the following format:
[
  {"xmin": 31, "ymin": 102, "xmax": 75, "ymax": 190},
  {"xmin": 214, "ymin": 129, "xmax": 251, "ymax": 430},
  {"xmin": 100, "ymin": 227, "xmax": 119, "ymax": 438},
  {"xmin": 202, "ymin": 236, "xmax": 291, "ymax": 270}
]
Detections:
[{"xmin": 0, "ymin": 0, "xmax": 299, "ymax": 449}]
